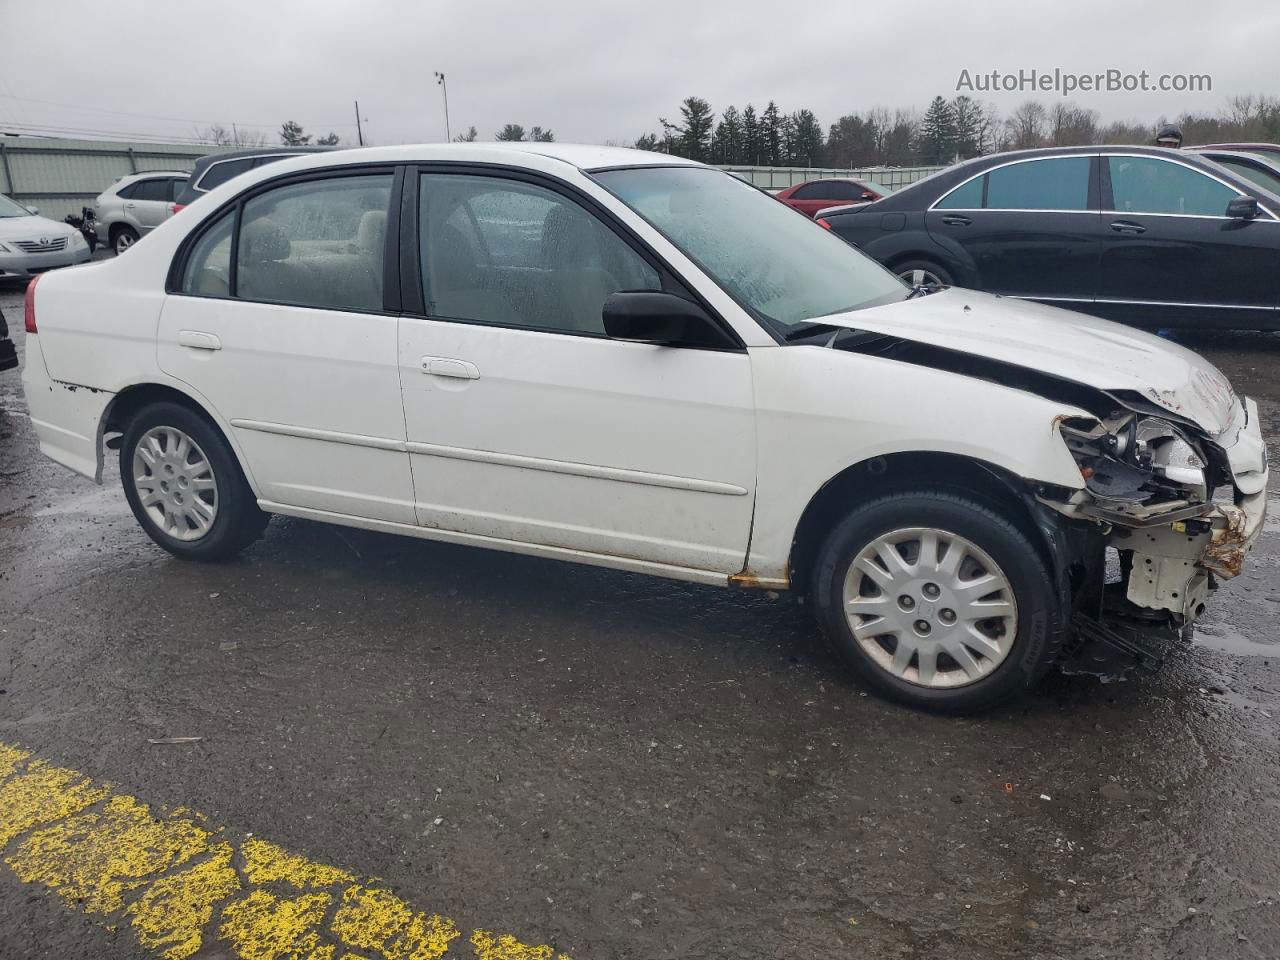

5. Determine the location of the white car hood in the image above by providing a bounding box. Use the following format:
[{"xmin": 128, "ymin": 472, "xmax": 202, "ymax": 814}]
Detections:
[
  {"xmin": 820, "ymin": 288, "xmax": 1240, "ymax": 436},
  {"xmin": 0, "ymin": 214, "xmax": 79, "ymax": 242}
]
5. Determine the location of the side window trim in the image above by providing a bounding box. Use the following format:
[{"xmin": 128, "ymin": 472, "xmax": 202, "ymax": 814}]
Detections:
[{"xmin": 400, "ymin": 162, "xmax": 743, "ymax": 349}]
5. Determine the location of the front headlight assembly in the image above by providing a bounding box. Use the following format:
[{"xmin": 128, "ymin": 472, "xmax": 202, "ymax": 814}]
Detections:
[{"xmin": 1059, "ymin": 414, "xmax": 1210, "ymax": 507}]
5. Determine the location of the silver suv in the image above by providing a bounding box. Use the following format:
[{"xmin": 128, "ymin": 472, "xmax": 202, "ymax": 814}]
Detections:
[{"xmin": 94, "ymin": 172, "xmax": 190, "ymax": 255}]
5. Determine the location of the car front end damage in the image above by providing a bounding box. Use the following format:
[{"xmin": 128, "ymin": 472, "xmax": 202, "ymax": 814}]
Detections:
[{"xmin": 1036, "ymin": 393, "xmax": 1267, "ymax": 672}]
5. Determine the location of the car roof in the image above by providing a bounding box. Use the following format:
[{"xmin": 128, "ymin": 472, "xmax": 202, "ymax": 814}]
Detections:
[
  {"xmin": 211, "ymin": 142, "xmax": 701, "ymax": 175},
  {"xmin": 114, "ymin": 170, "xmax": 190, "ymax": 183}
]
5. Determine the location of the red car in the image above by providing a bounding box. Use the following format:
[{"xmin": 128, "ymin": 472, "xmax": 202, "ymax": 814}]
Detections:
[{"xmin": 776, "ymin": 178, "xmax": 887, "ymax": 218}]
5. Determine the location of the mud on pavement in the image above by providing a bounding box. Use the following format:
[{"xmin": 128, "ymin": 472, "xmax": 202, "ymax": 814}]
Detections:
[{"xmin": 2, "ymin": 284, "xmax": 1279, "ymax": 959}]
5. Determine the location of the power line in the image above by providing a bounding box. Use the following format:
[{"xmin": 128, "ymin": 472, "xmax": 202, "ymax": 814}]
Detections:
[
  {"xmin": 0, "ymin": 121, "xmax": 223, "ymax": 145},
  {"xmin": 0, "ymin": 93, "xmax": 354, "ymax": 132}
]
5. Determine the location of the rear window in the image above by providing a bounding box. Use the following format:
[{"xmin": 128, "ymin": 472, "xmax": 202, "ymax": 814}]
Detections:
[
  {"xmin": 131, "ymin": 179, "xmax": 171, "ymax": 202},
  {"xmin": 196, "ymin": 157, "xmax": 257, "ymax": 192}
]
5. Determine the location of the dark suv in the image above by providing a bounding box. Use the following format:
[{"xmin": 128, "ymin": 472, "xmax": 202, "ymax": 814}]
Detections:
[{"xmin": 173, "ymin": 147, "xmax": 328, "ymax": 211}]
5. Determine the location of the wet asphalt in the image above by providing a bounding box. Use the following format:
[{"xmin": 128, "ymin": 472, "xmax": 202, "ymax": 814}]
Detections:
[{"xmin": 1, "ymin": 278, "xmax": 1278, "ymax": 960}]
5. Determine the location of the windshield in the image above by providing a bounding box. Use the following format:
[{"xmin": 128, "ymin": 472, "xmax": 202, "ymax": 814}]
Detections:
[
  {"xmin": 0, "ymin": 194, "xmax": 33, "ymax": 218},
  {"xmin": 593, "ymin": 166, "xmax": 907, "ymax": 335}
]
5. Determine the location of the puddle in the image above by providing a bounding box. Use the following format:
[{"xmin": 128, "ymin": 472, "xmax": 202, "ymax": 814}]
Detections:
[{"xmin": 1193, "ymin": 621, "xmax": 1279, "ymax": 658}]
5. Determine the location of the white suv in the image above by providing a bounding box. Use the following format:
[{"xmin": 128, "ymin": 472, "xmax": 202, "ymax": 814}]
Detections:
[
  {"xmin": 20, "ymin": 144, "xmax": 1268, "ymax": 711},
  {"xmin": 93, "ymin": 171, "xmax": 190, "ymax": 255}
]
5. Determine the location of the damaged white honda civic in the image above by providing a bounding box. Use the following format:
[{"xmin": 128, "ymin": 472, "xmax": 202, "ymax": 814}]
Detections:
[{"xmin": 21, "ymin": 144, "xmax": 1269, "ymax": 711}]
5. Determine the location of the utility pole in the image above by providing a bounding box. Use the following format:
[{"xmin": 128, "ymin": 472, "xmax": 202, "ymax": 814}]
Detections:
[
  {"xmin": 354, "ymin": 100, "xmax": 364, "ymax": 146},
  {"xmin": 434, "ymin": 72, "xmax": 451, "ymax": 142}
]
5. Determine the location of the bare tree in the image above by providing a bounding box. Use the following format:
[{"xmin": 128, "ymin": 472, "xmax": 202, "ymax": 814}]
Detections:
[{"xmin": 1005, "ymin": 101, "xmax": 1047, "ymax": 149}]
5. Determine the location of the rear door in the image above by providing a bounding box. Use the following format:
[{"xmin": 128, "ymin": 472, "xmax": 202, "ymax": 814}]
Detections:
[
  {"xmin": 128, "ymin": 178, "xmax": 173, "ymax": 232},
  {"xmin": 158, "ymin": 166, "xmax": 415, "ymax": 522},
  {"xmin": 1099, "ymin": 154, "xmax": 1280, "ymax": 326},
  {"xmin": 925, "ymin": 155, "xmax": 1101, "ymax": 302}
]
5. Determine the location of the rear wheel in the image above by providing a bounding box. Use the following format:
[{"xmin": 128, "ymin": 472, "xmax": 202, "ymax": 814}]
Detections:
[
  {"xmin": 895, "ymin": 259, "xmax": 952, "ymax": 291},
  {"xmin": 113, "ymin": 225, "xmax": 139, "ymax": 256},
  {"xmin": 811, "ymin": 490, "xmax": 1062, "ymax": 712},
  {"xmin": 120, "ymin": 402, "xmax": 267, "ymax": 561}
]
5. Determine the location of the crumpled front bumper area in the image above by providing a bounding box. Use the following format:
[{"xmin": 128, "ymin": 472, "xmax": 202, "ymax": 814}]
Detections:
[{"xmin": 1117, "ymin": 397, "xmax": 1268, "ymax": 622}]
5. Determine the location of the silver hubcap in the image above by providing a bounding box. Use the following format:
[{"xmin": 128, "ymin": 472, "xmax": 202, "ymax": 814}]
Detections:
[
  {"xmin": 132, "ymin": 426, "xmax": 218, "ymax": 541},
  {"xmin": 116, "ymin": 233, "xmax": 134, "ymax": 253},
  {"xmin": 901, "ymin": 267, "xmax": 943, "ymax": 289},
  {"xmin": 842, "ymin": 527, "xmax": 1018, "ymax": 689}
]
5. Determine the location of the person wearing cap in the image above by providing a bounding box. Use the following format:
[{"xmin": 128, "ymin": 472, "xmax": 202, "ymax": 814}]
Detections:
[{"xmin": 1154, "ymin": 125, "xmax": 1183, "ymax": 149}]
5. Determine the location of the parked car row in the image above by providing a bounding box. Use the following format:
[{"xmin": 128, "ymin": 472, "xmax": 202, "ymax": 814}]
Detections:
[
  {"xmin": 816, "ymin": 145, "xmax": 1280, "ymax": 329},
  {"xmin": 20, "ymin": 142, "xmax": 1268, "ymax": 711},
  {"xmin": 0, "ymin": 192, "xmax": 93, "ymax": 280}
]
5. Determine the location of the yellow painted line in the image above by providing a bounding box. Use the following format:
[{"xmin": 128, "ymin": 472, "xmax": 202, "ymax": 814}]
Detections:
[{"xmin": 0, "ymin": 741, "xmax": 573, "ymax": 960}]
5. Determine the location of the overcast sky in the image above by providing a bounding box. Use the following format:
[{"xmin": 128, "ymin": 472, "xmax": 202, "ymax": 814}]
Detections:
[{"xmin": 3, "ymin": 0, "xmax": 1278, "ymax": 147}]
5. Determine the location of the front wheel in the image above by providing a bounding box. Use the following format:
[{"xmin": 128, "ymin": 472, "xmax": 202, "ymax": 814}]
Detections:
[
  {"xmin": 895, "ymin": 259, "xmax": 952, "ymax": 291},
  {"xmin": 810, "ymin": 490, "xmax": 1063, "ymax": 712},
  {"xmin": 120, "ymin": 402, "xmax": 268, "ymax": 561}
]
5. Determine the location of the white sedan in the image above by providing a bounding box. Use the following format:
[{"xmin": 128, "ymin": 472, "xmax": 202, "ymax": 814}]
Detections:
[{"xmin": 21, "ymin": 143, "xmax": 1268, "ymax": 711}]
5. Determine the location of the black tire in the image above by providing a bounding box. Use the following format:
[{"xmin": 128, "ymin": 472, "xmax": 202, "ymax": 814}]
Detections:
[
  {"xmin": 810, "ymin": 490, "xmax": 1063, "ymax": 713},
  {"xmin": 895, "ymin": 259, "xmax": 952, "ymax": 290},
  {"xmin": 120, "ymin": 401, "xmax": 268, "ymax": 561},
  {"xmin": 112, "ymin": 225, "xmax": 139, "ymax": 256}
]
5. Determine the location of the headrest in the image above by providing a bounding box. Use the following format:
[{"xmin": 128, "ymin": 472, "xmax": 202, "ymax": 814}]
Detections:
[{"xmin": 240, "ymin": 217, "xmax": 291, "ymax": 262}]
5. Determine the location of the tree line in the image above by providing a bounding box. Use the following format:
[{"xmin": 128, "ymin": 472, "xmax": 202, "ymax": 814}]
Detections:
[{"xmin": 634, "ymin": 94, "xmax": 1280, "ymax": 168}]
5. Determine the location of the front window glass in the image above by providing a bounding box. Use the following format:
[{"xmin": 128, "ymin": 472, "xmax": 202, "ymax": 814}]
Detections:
[
  {"xmin": 1109, "ymin": 157, "xmax": 1238, "ymax": 216},
  {"xmin": 0, "ymin": 193, "xmax": 31, "ymax": 218},
  {"xmin": 236, "ymin": 173, "xmax": 392, "ymax": 312},
  {"xmin": 985, "ymin": 157, "xmax": 1091, "ymax": 210},
  {"xmin": 1213, "ymin": 159, "xmax": 1280, "ymax": 197},
  {"xmin": 419, "ymin": 173, "xmax": 661, "ymax": 334},
  {"xmin": 594, "ymin": 166, "xmax": 905, "ymax": 334}
]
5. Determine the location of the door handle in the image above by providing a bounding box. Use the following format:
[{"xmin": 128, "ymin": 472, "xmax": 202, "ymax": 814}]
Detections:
[
  {"xmin": 420, "ymin": 356, "xmax": 479, "ymax": 380},
  {"xmin": 125, "ymin": 203, "xmax": 136, "ymax": 209},
  {"xmin": 941, "ymin": 215, "xmax": 972, "ymax": 226},
  {"xmin": 177, "ymin": 330, "xmax": 222, "ymax": 351},
  {"xmin": 1110, "ymin": 220, "xmax": 1146, "ymax": 235}
]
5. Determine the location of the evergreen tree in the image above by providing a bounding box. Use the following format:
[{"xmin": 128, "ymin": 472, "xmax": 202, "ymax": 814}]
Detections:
[
  {"xmin": 634, "ymin": 133, "xmax": 660, "ymax": 152},
  {"xmin": 741, "ymin": 105, "xmax": 762, "ymax": 164},
  {"xmin": 762, "ymin": 101, "xmax": 783, "ymax": 165},
  {"xmin": 678, "ymin": 97, "xmax": 715, "ymax": 162},
  {"xmin": 279, "ymin": 120, "xmax": 311, "ymax": 145},
  {"xmin": 495, "ymin": 124, "xmax": 527, "ymax": 141},
  {"xmin": 529, "ymin": 126, "xmax": 555, "ymax": 142},
  {"xmin": 918, "ymin": 96, "xmax": 958, "ymax": 164},
  {"xmin": 790, "ymin": 109, "xmax": 824, "ymax": 166},
  {"xmin": 712, "ymin": 105, "xmax": 744, "ymax": 164},
  {"xmin": 454, "ymin": 126, "xmax": 479, "ymax": 142}
]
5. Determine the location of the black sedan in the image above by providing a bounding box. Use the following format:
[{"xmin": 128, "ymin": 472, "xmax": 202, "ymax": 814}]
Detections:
[{"xmin": 819, "ymin": 145, "xmax": 1280, "ymax": 329}]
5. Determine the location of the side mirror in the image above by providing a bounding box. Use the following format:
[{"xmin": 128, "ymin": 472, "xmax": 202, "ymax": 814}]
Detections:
[
  {"xmin": 860, "ymin": 192, "xmax": 877, "ymax": 201},
  {"xmin": 1227, "ymin": 196, "xmax": 1260, "ymax": 220},
  {"xmin": 26, "ymin": 206, "xmax": 39, "ymax": 216},
  {"xmin": 602, "ymin": 291, "xmax": 735, "ymax": 349}
]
